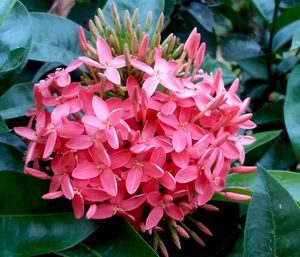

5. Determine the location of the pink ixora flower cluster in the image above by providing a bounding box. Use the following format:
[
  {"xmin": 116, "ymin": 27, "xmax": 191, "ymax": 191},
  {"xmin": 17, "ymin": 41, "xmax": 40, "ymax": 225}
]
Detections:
[{"xmin": 15, "ymin": 27, "xmax": 256, "ymax": 235}]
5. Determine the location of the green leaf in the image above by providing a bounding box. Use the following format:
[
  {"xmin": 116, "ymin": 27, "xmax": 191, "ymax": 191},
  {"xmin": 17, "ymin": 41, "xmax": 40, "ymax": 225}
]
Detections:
[
  {"xmin": 224, "ymin": 228, "xmax": 244, "ymax": 257},
  {"xmin": 0, "ymin": 47, "xmax": 29, "ymax": 94},
  {"xmin": 272, "ymin": 20, "xmax": 300, "ymax": 51},
  {"xmin": 20, "ymin": 0, "xmax": 52, "ymax": 12},
  {"xmin": 0, "ymin": 116, "xmax": 8, "ymax": 133},
  {"xmin": 290, "ymin": 28, "xmax": 300, "ymax": 50},
  {"xmin": 251, "ymin": 0, "xmax": 275, "ymax": 23},
  {"xmin": 0, "ymin": 143, "xmax": 23, "ymax": 171},
  {"xmin": 201, "ymin": 55, "xmax": 235, "ymax": 85},
  {"xmin": 280, "ymin": 0, "xmax": 300, "ymax": 8},
  {"xmin": 277, "ymin": 56, "xmax": 299, "ymax": 73},
  {"xmin": 59, "ymin": 219, "xmax": 159, "ymax": 257},
  {"xmin": 0, "ymin": 132, "xmax": 26, "ymax": 152},
  {"xmin": 102, "ymin": 0, "xmax": 164, "ymax": 36},
  {"xmin": 0, "ymin": 0, "xmax": 17, "ymax": 25},
  {"xmin": 185, "ymin": 2, "xmax": 213, "ymax": 32},
  {"xmin": 0, "ymin": 82, "xmax": 34, "ymax": 120},
  {"xmin": 0, "ymin": 171, "xmax": 99, "ymax": 257},
  {"xmin": 0, "ymin": 1, "xmax": 31, "ymax": 93},
  {"xmin": 252, "ymin": 100, "xmax": 284, "ymax": 125},
  {"xmin": 243, "ymin": 165, "xmax": 300, "ymax": 257},
  {"xmin": 238, "ymin": 57, "xmax": 268, "ymax": 80},
  {"xmin": 274, "ymin": 2, "xmax": 300, "ymax": 31},
  {"xmin": 245, "ymin": 130, "xmax": 282, "ymax": 154},
  {"xmin": 220, "ymin": 34, "xmax": 261, "ymax": 61},
  {"xmin": 284, "ymin": 64, "xmax": 300, "ymax": 162},
  {"xmin": 29, "ymin": 13, "xmax": 85, "ymax": 66},
  {"xmin": 227, "ymin": 169, "xmax": 300, "ymax": 206}
]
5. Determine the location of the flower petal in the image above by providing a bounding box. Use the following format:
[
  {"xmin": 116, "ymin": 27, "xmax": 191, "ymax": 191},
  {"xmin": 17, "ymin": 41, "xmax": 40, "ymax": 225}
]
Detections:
[
  {"xmin": 126, "ymin": 167, "xmax": 143, "ymax": 194},
  {"xmin": 142, "ymin": 76, "xmax": 160, "ymax": 97},
  {"xmin": 72, "ymin": 194, "xmax": 84, "ymax": 219},
  {"xmin": 175, "ymin": 165, "xmax": 198, "ymax": 183},
  {"xmin": 61, "ymin": 175, "xmax": 74, "ymax": 200},
  {"xmin": 172, "ymin": 129, "xmax": 188, "ymax": 153},
  {"xmin": 72, "ymin": 162, "xmax": 99, "ymax": 179},
  {"xmin": 165, "ymin": 203, "xmax": 184, "ymax": 221},
  {"xmin": 101, "ymin": 168, "xmax": 118, "ymax": 196},
  {"xmin": 105, "ymin": 66, "xmax": 121, "ymax": 85},
  {"xmin": 145, "ymin": 205, "xmax": 164, "ymax": 230},
  {"xmin": 97, "ymin": 36, "xmax": 112, "ymax": 64},
  {"xmin": 120, "ymin": 194, "xmax": 146, "ymax": 211}
]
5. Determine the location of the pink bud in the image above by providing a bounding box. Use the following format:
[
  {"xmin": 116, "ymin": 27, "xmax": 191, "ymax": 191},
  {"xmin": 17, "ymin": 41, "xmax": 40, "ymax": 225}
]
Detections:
[{"xmin": 78, "ymin": 26, "xmax": 88, "ymax": 52}]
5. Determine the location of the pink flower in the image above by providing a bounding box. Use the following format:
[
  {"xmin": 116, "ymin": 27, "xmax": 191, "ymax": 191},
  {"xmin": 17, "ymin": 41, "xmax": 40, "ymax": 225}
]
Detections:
[
  {"xmin": 131, "ymin": 58, "xmax": 182, "ymax": 97},
  {"xmin": 82, "ymin": 96, "xmax": 124, "ymax": 149},
  {"xmin": 79, "ymin": 36, "xmax": 126, "ymax": 84}
]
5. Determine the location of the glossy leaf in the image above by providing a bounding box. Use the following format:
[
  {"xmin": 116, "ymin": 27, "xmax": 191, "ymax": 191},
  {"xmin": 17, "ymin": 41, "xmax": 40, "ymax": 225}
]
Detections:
[
  {"xmin": 274, "ymin": 2, "xmax": 300, "ymax": 31},
  {"xmin": 0, "ymin": 82, "xmax": 34, "ymax": 119},
  {"xmin": 277, "ymin": 56, "xmax": 299, "ymax": 73},
  {"xmin": 284, "ymin": 64, "xmax": 300, "ymax": 162},
  {"xmin": 227, "ymin": 169, "xmax": 300, "ymax": 206},
  {"xmin": 0, "ymin": 0, "xmax": 17, "ymax": 25},
  {"xmin": 245, "ymin": 130, "xmax": 282, "ymax": 154},
  {"xmin": 29, "ymin": 13, "xmax": 85, "ymax": 66},
  {"xmin": 185, "ymin": 2, "xmax": 213, "ymax": 32},
  {"xmin": 251, "ymin": 0, "xmax": 275, "ymax": 23},
  {"xmin": 220, "ymin": 34, "xmax": 261, "ymax": 61},
  {"xmin": 290, "ymin": 28, "xmax": 300, "ymax": 50},
  {"xmin": 243, "ymin": 165, "xmax": 300, "ymax": 257},
  {"xmin": 0, "ymin": 1, "xmax": 31, "ymax": 53},
  {"xmin": 0, "ymin": 117, "xmax": 8, "ymax": 133},
  {"xmin": 0, "ymin": 132, "xmax": 26, "ymax": 152},
  {"xmin": 58, "ymin": 219, "xmax": 159, "ymax": 257},
  {"xmin": 102, "ymin": 0, "xmax": 164, "ymax": 36},
  {"xmin": 0, "ymin": 1, "xmax": 31, "ymax": 93},
  {"xmin": 0, "ymin": 47, "xmax": 29, "ymax": 93},
  {"xmin": 252, "ymin": 100, "xmax": 284, "ymax": 125},
  {"xmin": 272, "ymin": 20, "xmax": 300, "ymax": 51},
  {"xmin": 0, "ymin": 171, "xmax": 99, "ymax": 256},
  {"xmin": 238, "ymin": 58, "xmax": 268, "ymax": 80},
  {"xmin": 201, "ymin": 55, "xmax": 235, "ymax": 84},
  {"xmin": 0, "ymin": 143, "xmax": 23, "ymax": 171}
]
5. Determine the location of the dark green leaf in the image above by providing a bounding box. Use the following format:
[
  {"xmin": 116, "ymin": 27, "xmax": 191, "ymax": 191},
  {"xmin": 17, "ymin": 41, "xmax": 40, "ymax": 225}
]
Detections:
[
  {"xmin": 245, "ymin": 130, "xmax": 282, "ymax": 153},
  {"xmin": 274, "ymin": 2, "xmax": 300, "ymax": 31},
  {"xmin": 0, "ymin": 171, "xmax": 99, "ymax": 256},
  {"xmin": 258, "ymin": 138, "xmax": 296, "ymax": 170},
  {"xmin": 0, "ymin": 47, "xmax": 29, "ymax": 93},
  {"xmin": 0, "ymin": 0, "xmax": 17, "ymax": 25},
  {"xmin": 102, "ymin": 0, "xmax": 164, "ymax": 36},
  {"xmin": 277, "ymin": 56, "xmax": 299, "ymax": 73},
  {"xmin": 0, "ymin": 1, "xmax": 31, "ymax": 93},
  {"xmin": 0, "ymin": 1, "xmax": 31, "ymax": 53},
  {"xmin": 0, "ymin": 82, "xmax": 34, "ymax": 119},
  {"xmin": 284, "ymin": 64, "xmax": 300, "ymax": 162},
  {"xmin": 0, "ymin": 133, "xmax": 26, "ymax": 152},
  {"xmin": 59, "ymin": 219, "xmax": 159, "ymax": 257},
  {"xmin": 20, "ymin": 0, "xmax": 52, "ymax": 12},
  {"xmin": 290, "ymin": 28, "xmax": 300, "ymax": 50},
  {"xmin": 201, "ymin": 55, "xmax": 235, "ymax": 85},
  {"xmin": 251, "ymin": 0, "xmax": 275, "ymax": 23},
  {"xmin": 243, "ymin": 165, "xmax": 300, "ymax": 257},
  {"xmin": 0, "ymin": 116, "xmax": 8, "ymax": 133},
  {"xmin": 29, "ymin": 13, "xmax": 85, "ymax": 66},
  {"xmin": 185, "ymin": 2, "xmax": 213, "ymax": 32},
  {"xmin": 0, "ymin": 143, "xmax": 23, "ymax": 171},
  {"xmin": 272, "ymin": 20, "xmax": 300, "ymax": 51},
  {"xmin": 227, "ymin": 169, "xmax": 300, "ymax": 206},
  {"xmin": 221, "ymin": 34, "xmax": 261, "ymax": 61},
  {"xmin": 68, "ymin": 0, "xmax": 107, "ymax": 26},
  {"xmin": 238, "ymin": 58, "xmax": 268, "ymax": 80},
  {"xmin": 280, "ymin": 0, "xmax": 300, "ymax": 8},
  {"xmin": 252, "ymin": 100, "xmax": 284, "ymax": 125}
]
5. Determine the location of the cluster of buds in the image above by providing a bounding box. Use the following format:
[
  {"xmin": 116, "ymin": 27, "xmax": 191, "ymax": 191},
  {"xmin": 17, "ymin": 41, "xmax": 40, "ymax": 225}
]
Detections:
[{"xmin": 15, "ymin": 4, "xmax": 256, "ymax": 257}]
